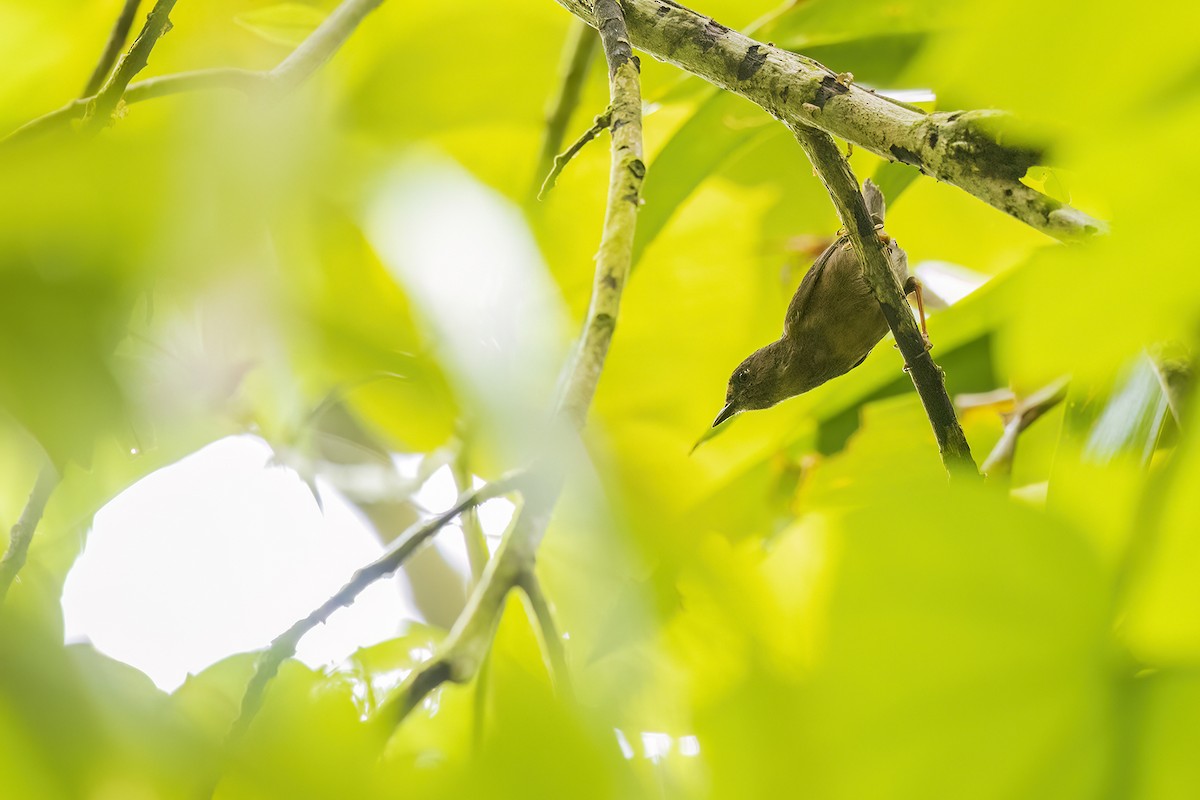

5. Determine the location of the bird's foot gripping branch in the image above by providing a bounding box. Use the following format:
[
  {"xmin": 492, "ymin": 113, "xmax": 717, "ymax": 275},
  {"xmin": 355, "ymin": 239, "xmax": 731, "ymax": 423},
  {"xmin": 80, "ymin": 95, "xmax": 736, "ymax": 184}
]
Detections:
[{"xmin": 792, "ymin": 124, "xmax": 978, "ymax": 476}]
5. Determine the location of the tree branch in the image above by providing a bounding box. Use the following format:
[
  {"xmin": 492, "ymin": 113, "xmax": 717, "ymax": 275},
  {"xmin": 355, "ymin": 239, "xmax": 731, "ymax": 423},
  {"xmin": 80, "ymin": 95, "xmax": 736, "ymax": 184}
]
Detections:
[
  {"xmin": 376, "ymin": 0, "xmax": 645, "ymax": 728},
  {"xmin": 0, "ymin": 463, "xmax": 61, "ymax": 604},
  {"xmin": 82, "ymin": 0, "xmax": 143, "ymax": 98},
  {"xmin": 82, "ymin": 0, "xmax": 178, "ymax": 134},
  {"xmin": 551, "ymin": 0, "xmax": 1104, "ymax": 241},
  {"xmin": 451, "ymin": 452, "xmax": 491, "ymax": 584},
  {"xmin": 3, "ymin": 0, "xmax": 386, "ymax": 145},
  {"xmin": 980, "ymin": 378, "xmax": 1069, "ymax": 479},
  {"xmin": 376, "ymin": 488, "xmax": 560, "ymax": 725},
  {"xmin": 792, "ymin": 124, "xmax": 978, "ymax": 476},
  {"xmin": 226, "ymin": 473, "xmax": 521, "ymax": 742},
  {"xmin": 533, "ymin": 19, "xmax": 600, "ymax": 198},
  {"xmin": 518, "ymin": 571, "xmax": 573, "ymax": 701},
  {"xmin": 267, "ymin": 0, "xmax": 386, "ymax": 93},
  {"xmin": 556, "ymin": 0, "xmax": 645, "ymax": 427}
]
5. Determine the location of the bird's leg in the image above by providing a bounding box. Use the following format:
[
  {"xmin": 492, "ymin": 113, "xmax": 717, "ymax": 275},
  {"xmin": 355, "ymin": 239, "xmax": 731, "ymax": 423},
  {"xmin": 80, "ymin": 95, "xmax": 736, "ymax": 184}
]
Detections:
[
  {"xmin": 904, "ymin": 275, "xmax": 931, "ymax": 349},
  {"xmin": 837, "ymin": 224, "xmax": 892, "ymax": 251}
]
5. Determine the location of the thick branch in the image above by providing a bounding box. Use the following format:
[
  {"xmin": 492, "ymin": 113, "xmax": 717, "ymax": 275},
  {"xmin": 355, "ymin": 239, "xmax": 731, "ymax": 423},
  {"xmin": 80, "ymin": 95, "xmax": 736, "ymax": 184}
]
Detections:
[
  {"xmin": 0, "ymin": 464, "xmax": 61, "ymax": 604},
  {"xmin": 3, "ymin": 0, "xmax": 386, "ymax": 145},
  {"xmin": 82, "ymin": 0, "xmax": 142, "ymax": 97},
  {"xmin": 533, "ymin": 19, "xmax": 600, "ymax": 198},
  {"xmin": 981, "ymin": 378, "xmax": 1069, "ymax": 479},
  {"xmin": 552, "ymin": 0, "xmax": 1103, "ymax": 241},
  {"xmin": 793, "ymin": 124, "xmax": 978, "ymax": 476},
  {"xmin": 82, "ymin": 0, "xmax": 178, "ymax": 134},
  {"xmin": 378, "ymin": 0, "xmax": 645, "ymax": 728},
  {"xmin": 557, "ymin": 0, "xmax": 645, "ymax": 426},
  {"xmin": 227, "ymin": 474, "xmax": 520, "ymax": 741}
]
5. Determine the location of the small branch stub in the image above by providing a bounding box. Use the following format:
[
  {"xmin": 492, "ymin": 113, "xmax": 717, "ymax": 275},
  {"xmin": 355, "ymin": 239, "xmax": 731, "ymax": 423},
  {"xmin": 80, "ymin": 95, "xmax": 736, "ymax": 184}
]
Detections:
[{"xmin": 538, "ymin": 107, "xmax": 613, "ymax": 201}]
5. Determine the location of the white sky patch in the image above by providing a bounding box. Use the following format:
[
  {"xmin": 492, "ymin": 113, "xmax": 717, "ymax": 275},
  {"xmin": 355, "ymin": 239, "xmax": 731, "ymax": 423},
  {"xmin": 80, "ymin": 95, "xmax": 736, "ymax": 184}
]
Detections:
[
  {"xmin": 913, "ymin": 260, "xmax": 989, "ymax": 306},
  {"xmin": 62, "ymin": 435, "xmax": 418, "ymax": 692},
  {"xmin": 641, "ymin": 731, "xmax": 674, "ymax": 763},
  {"xmin": 878, "ymin": 88, "xmax": 937, "ymax": 105}
]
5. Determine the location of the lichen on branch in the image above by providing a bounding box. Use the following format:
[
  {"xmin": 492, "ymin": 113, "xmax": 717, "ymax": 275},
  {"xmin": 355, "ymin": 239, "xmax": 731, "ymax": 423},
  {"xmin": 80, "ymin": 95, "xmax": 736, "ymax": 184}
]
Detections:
[{"xmin": 551, "ymin": 0, "xmax": 1103, "ymax": 241}]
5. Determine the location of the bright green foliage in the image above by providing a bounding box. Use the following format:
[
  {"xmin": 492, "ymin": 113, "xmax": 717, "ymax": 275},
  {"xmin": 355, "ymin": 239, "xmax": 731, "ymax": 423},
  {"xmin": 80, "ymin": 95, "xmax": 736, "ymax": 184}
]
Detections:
[{"xmin": 1, "ymin": 0, "xmax": 1199, "ymax": 798}]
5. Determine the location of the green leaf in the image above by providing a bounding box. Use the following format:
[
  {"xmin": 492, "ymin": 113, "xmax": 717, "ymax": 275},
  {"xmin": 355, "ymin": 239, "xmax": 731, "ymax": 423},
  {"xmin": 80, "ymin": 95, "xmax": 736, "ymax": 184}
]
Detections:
[
  {"xmin": 233, "ymin": 3, "xmax": 327, "ymax": 47},
  {"xmin": 633, "ymin": 90, "xmax": 774, "ymax": 266},
  {"xmin": 1021, "ymin": 165, "xmax": 1071, "ymax": 204}
]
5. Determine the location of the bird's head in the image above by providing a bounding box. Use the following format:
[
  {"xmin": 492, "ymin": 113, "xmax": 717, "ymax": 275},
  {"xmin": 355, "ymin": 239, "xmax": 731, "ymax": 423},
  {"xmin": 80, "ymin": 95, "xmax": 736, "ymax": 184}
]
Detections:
[{"xmin": 712, "ymin": 343, "xmax": 791, "ymax": 427}]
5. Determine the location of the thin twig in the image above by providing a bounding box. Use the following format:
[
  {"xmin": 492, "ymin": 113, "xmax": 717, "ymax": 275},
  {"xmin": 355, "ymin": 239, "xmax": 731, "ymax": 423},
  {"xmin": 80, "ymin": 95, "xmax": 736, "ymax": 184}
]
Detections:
[
  {"xmin": 538, "ymin": 108, "xmax": 612, "ymax": 201},
  {"xmin": 550, "ymin": 0, "xmax": 1103, "ymax": 241},
  {"xmin": 376, "ymin": 0, "xmax": 645, "ymax": 728},
  {"xmin": 226, "ymin": 473, "xmax": 521, "ymax": 742},
  {"xmin": 518, "ymin": 572, "xmax": 573, "ymax": 701},
  {"xmin": 3, "ymin": 0, "xmax": 386, "ymax": 145},
  {"xmin": 980, "ymin": 378, "xmax": 1069, "ymax": 479},
  {"xmin": 792, "ymin": 123, "xmax": 978, "ymax": 477},
  {"xmin": 449, "ymin": 446, "xmax": 494, "ymax": 747},
  {"xmin": 533, "ymin": 19, "xmax": 600, "ymax": 198},
  {"xmin": 81, "ymin": 0, "xmax": 179, "ymax": 134},
  {"xmin": 82, "ymin": 0, "xmax": 142, "ymax": 97},
  {"xmin": 0, "ymin": 463, "xmax": 61, "ymax": 604}
]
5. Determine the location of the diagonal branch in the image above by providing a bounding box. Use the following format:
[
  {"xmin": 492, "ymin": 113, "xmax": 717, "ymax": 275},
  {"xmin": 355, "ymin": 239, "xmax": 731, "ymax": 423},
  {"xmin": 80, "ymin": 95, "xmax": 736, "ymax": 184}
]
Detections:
[
  {"xmin": 376, "ymin": 487, "xmax": 561, "ymax": 725},
  {"xmin": 82, "ymin": 0, "xmax": 143, "ymax": 98},
  {"xmin": 551, "ymin": 0, "xmax": 1103, "ymax": 242},
  {"xmin": 538, "ymin": 107, "xmax": 612, "ymax": 201},
  {"xmin": 518, "ymin": 571, "xmax": 573, "ymax": 700},
  {"xmin": 980, "ymin": 378, "xmax": 1069, "ymax": 479},
  {"xmin": 376, "ymin": 0, "xmax": 646, "ymax": 728},
  {"xmin": 267, "ymin": 0, "xmax": 386, "ymax": 93},
  {"xmin": 82, "ymin": 0, "xmax": 179, "ymax": 134},
  {"xmin": 0, "ymin": 463, "xmax": 61, "ymax": 604},
  {"xmin": 533, "ymin": 19, "xmax": 600, "ymax": 198},
  {"xmin": 792, "ymin": 124, "xmax": 978, "ymax": 476},
  {"xmin": 3, "ymin": 0, "xmax": 387, "ymax": 145},
  {"xmin": 226, "ymin": 473, "xmax": 522, "ymax": 742}
]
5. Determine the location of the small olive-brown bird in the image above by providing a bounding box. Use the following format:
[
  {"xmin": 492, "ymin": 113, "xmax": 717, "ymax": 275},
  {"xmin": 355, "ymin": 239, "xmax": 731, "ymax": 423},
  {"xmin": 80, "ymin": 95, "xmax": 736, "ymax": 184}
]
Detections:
[{"xmin": 713, "ymin": 179, "xmax": 925, "ymax": 427}]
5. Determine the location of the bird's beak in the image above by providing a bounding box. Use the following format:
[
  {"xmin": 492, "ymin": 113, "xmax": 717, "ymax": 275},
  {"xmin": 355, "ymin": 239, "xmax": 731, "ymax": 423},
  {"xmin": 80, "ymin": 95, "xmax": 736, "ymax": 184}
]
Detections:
[{"xmin": 712, "ymin": 403, "xmax": 737, "ymax": 427}]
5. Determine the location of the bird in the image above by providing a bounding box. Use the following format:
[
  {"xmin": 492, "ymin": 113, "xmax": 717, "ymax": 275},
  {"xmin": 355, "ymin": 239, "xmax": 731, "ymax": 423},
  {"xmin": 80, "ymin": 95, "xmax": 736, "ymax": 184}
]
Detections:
[{"xmin": 712, "ymin": 179, "xmax": 926, "ymax": 427}]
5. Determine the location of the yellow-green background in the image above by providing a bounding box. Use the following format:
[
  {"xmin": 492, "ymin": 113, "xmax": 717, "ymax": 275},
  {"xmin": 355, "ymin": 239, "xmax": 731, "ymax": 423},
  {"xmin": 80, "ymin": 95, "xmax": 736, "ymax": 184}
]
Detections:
[{"xmin": 1, "ymin": 0, "xmax": 1198, "ymax": 797}]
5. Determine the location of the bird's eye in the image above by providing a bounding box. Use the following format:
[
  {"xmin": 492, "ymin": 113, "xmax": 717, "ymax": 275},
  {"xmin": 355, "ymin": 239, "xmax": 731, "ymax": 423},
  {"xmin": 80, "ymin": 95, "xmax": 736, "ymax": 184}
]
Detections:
[{"xmin": 733, "ymin": 368, "xmax": 750, "ymax": 385}]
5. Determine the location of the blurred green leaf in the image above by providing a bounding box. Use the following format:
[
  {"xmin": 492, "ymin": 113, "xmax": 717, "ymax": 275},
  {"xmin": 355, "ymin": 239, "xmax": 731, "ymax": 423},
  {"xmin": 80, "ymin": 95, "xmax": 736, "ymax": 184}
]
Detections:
[{"xmin": 234, "ymin": 3, "xmax": 328, "ymax": 47}]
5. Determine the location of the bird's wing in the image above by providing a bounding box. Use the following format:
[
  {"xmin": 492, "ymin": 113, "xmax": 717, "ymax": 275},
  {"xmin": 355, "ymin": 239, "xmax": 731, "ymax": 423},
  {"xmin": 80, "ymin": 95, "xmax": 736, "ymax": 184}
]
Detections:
[
  {"xmin": 863, "ymin": 178, "xmax": 886, "ymax": 221},
  {"xmin": 783, "ymin": 240, "xmax": 839, "ymax": 338}
]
